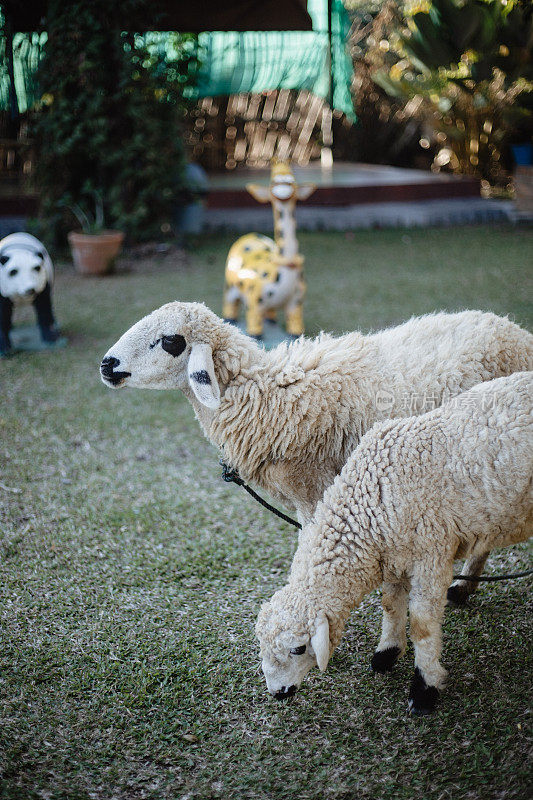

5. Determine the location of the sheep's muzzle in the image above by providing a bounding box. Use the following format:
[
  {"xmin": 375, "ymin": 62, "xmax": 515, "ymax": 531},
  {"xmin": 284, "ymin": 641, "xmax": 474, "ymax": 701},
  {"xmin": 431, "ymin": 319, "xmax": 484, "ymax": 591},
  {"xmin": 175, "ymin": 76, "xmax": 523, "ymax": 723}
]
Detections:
[
  {"xmin": 100, "ymin": 356, "xmax": 131, "ymax": 386},
  {"xmin": 273, "ymin": 684, "xmax": 297, "ymax": 700}
]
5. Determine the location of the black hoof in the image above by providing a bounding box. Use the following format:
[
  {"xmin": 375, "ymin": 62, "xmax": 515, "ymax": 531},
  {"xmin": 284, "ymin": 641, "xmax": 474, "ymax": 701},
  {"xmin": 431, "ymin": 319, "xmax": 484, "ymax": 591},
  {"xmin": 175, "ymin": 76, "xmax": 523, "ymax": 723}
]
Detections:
[
  {"xmin": 250, "ymin": 334, "xmax": 263, "ymax": 341},
  {"xmin": 371, "ymin": 646, "xmax": 401, "ymax": 673},
  {"xmin": 408, "ymin": 668, "xmax": 439, "ymax": 715},
  {"xmin": 223, "ymin": 318, "xmax": 238, "ymax": 326},
  {"xmin": 446, "ymin": 583, "xmax": 470, "ymax": 607}
]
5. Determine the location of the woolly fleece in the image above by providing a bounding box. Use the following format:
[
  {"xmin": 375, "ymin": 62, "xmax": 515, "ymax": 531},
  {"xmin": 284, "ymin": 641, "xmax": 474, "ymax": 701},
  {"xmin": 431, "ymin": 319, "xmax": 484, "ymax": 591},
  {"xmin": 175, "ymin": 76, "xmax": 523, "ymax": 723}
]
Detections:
[
  {"xmin": 255, "ymin": 372, "xmax": 533, "ymax": 710},
  {"xmin": 102, "ymin": 303, "xmax": 533, "ymax": 525}
]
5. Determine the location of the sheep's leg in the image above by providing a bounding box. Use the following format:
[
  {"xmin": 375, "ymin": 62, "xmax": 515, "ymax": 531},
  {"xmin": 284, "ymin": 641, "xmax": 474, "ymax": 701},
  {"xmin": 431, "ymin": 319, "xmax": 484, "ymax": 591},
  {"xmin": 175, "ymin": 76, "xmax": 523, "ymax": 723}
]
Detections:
[
  {"xmin": 407, "ymin": 574, "xmax": 449, "ymax": 715},
  {"xmin": 264, "ymin": 308, "xmax": 277, "ymax": 325},
  {"xmin": 447, "ymin": 551, "xmax": 490, "ymax": 606},
  {"xmin": 371, "ymin": 582, "xmax": 408, "ymax": 673}
]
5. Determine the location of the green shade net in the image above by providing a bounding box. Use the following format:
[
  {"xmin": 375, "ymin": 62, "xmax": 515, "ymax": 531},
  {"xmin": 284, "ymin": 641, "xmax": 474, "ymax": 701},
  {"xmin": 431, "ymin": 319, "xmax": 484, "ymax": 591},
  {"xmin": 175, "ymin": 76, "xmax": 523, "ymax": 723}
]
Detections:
[
  {"xmin": 195, "ymin": 0, "xmax": 355, "ymax": 119},
  {"xmin": 0, "ymin": 0, "xmax": 355, "ymax": 119},
  {"xmin": 0, "ymin": 25, "xmax": 47, "ymax": 115}
]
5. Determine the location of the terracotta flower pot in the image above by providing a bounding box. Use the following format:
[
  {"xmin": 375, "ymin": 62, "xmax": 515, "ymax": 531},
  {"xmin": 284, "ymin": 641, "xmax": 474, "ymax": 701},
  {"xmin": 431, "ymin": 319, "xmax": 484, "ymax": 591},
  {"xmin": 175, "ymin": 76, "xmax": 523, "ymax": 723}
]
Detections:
[{"xmin": 68, "ymin": 230, "xmax": 124, "ymax": 275}]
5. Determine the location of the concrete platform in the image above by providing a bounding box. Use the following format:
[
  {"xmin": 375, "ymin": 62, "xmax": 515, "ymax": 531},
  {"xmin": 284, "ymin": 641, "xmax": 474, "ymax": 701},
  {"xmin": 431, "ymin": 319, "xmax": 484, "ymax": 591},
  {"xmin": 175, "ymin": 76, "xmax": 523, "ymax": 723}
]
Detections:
[
  {"xmin": 1, "ymin": 164, "xmax": 521, "ymax": 236},
  {"xmin": 231, "ymin": 319, "xmax": 293, "ymax": 350},
  {"xmin": 206, "ymin": 162, "xmax": 481, "ymax": 209},
  {"xmin": 205, "ymin": 197, "xmax": 514, "ymax": 232},
  {"xmin": 202, "ymin": 161, "xmax": 520, "ymax": 231},
  {"xmin": 2, "ymin": 325, "xmax": 68, "ymax": 356}
]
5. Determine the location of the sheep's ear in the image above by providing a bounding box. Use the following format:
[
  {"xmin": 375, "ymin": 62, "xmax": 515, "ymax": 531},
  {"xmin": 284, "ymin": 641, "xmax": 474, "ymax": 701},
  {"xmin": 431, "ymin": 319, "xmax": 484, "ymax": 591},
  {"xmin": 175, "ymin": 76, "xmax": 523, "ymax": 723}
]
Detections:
[
  {"xmin": 246, "ymin": 183, "xmax": 271, "ymax": 203},
  {"xmin": 187, "ymin": 343, "xmax": 221, "ymax": 409},
  {"xmin": 311, "ymin": 614, "xmax": 330, "ymax": 672}
]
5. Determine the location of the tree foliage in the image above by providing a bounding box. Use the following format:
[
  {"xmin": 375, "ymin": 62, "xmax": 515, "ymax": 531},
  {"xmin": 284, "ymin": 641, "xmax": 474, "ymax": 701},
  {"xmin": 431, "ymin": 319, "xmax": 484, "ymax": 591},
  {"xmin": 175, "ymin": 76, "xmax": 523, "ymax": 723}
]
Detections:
[
  {"xmin": 32, "ymin": 0, "xmax": 196, "ymax": 243},
  {"xmin": 373, "ymin": 0, "xmax": 533, "ymax": 183},
  {"xmin": 345, "ymin": 2, "xmax": 431, "ymax": 168}
]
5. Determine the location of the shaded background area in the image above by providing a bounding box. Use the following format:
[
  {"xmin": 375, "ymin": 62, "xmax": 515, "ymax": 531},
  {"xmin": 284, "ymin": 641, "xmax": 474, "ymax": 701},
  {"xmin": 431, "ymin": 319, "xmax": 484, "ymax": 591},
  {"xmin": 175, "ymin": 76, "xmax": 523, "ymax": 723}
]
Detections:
[
  {"xmin": 1, "ymin": 1, "xmax": 532, "ymax": 245},
  {"xmin": 2, "ymin": 0, "xmax": 314, "ymax": 32}
]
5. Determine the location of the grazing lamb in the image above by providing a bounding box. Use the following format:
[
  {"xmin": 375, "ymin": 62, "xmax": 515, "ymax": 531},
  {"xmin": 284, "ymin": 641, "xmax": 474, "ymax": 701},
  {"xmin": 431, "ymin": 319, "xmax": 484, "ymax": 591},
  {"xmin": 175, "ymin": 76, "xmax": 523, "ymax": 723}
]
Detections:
[
  {"xmin": 100, "ymin": 302, "xmax": 533, "ymax": 606},
  {"xmin": 255, "ymin": 372, "xmax": 533, "ymax": 714}
]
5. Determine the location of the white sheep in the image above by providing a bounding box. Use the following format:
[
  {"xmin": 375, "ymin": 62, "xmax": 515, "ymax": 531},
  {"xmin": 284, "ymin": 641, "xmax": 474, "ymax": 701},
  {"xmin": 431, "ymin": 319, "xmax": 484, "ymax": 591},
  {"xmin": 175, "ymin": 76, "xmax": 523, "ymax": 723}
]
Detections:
[
  {"xmin": 255, "ymin": 372, "xmax": 533, "ymax": 714},
  {"xmin": 100, "ymin": 303, "xmax": 532, "ymax": 611}
]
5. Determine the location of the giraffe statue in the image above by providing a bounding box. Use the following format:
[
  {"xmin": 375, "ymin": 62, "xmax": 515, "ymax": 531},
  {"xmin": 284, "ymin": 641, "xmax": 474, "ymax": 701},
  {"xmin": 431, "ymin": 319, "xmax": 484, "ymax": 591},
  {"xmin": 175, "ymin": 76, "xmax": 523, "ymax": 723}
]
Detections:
[{"xmin": 223, "ymin": 160, "xmax": 315, "ymax": 339}]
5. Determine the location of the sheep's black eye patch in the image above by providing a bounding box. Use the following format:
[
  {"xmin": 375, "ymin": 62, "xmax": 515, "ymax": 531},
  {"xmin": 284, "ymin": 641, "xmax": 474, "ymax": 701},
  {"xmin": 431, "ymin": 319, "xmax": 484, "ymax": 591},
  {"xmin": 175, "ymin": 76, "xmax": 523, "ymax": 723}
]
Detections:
[
  {"xmin": 8, "ymin": 268, "xmax": 18, "ymax": 277},
  {"xmin": 290, "ymin": 645, "xmax": 306, "ymax": 655},
  {"xmin": 190, "ymin": 370, "xmax": 211, "ymax": 385},
  {"xmin": 161, "ymin": 334, "xmax": 186, "ymax": 357}
]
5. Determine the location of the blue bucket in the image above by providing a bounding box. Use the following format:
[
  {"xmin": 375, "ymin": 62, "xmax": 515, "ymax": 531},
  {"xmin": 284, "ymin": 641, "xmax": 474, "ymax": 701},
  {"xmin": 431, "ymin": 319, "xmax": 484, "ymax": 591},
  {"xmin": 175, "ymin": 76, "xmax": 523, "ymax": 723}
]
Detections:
[{"xmin": 511, "ymin": 143, "xmax": 533, "ymax": 166}]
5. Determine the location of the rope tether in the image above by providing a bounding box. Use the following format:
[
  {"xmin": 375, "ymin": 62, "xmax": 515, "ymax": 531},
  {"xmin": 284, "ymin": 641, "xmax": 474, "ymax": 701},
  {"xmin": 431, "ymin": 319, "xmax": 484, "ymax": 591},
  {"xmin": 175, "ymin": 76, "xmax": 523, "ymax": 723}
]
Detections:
[{"xmin": 220, "ymin": 461, "xmax": 532, "ymax": 583}]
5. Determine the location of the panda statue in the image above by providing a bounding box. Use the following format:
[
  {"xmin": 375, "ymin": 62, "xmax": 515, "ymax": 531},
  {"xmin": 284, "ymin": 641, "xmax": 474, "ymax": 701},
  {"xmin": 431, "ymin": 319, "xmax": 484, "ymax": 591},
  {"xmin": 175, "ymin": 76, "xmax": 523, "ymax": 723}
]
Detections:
[{"xmin": 0, "ymin": 232, "xmax": 60, "ymax": 356}]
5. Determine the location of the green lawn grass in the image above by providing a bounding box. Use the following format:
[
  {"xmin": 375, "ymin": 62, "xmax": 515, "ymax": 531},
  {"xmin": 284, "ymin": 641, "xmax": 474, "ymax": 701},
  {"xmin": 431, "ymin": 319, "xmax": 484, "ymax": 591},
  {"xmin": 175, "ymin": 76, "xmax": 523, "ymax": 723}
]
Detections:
[{"xmin": 1, "ymin": 226, "xmax": 532, "ymax": 800}]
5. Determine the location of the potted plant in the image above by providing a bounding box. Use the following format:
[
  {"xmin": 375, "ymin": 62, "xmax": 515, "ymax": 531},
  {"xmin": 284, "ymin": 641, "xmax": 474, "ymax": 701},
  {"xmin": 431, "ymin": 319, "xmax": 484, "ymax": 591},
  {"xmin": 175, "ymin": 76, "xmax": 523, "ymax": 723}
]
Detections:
[{"xmin": 66, "ymin": 192, "xmax": 124, "ymax": 276}]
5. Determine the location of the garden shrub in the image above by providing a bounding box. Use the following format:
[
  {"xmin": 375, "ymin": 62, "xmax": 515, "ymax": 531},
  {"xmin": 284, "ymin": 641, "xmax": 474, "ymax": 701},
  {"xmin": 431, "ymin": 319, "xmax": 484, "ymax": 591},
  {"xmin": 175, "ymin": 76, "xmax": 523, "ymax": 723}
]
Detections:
[
  {"xmin": 32, "ymin": 0, "xmax": 196, "ymax": 243},
  {"xmin": 372, "ymin": 0, "xmax": 533, "ymax": 186}
]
